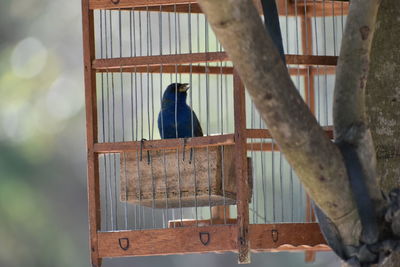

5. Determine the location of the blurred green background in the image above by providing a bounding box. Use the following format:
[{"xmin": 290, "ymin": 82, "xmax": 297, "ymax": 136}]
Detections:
[{"xmin": 0, "ymin": 0, "xmax": 340, "ymax": 266}]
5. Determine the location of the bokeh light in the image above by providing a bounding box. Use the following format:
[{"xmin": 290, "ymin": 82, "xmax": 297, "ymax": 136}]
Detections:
[{"xmin": 11, "ymin": 37, "xmax": 48, "ymax": 79}]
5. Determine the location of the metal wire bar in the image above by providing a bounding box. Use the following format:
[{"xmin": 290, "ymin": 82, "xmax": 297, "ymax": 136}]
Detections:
[
  {"xmin": 129, "ymin": 10, "xmax": 135, "ymax": 142},
  {"xmin": 285, "ymin": 0, "xmax": 289, "ymax": 54},
  {"xmin": 259, "ymin": 118, "xmax": 267, "ymax": 223},
  {"xmin": 135, "ymin": 149, "xmax": 142, "ymax": 229},
  {"xmin": 303, "ymin": 0, "xmax": 309, "ymax": 54},
  {"xmin": 332, "ymin": 0, "xmax": 337, "ymax": 56},
  {"xmin": 158, "ymin": 5, "xmax": 168, "ymax": 229},
  {"xmin": 99, "ymin": 10, "xmax": 110, "ymax": 231},
  {"xmin": 187, "ymin": 3, "xmax": 200, "ymax": 226},
  {"xmin": 220, "ymin": 48, "xmax": 227, "ymax": 224},
  {"xmin": 322, "ymin": 0, "xmax": 329, "ymax": 127},
  {"xmin": 107, "ymin": 10, "xmax": 119, "ymax": 229},
  {"xmin": 250, "ymin": 100, "xmax": 256, "ymax": 224},
  {"xmin": 117, "ymin": 9, "xmax": 129, "ymax": 230},
  {"xmin": 104, "ymin": 10, "xmax": 115, "ymax": 231}
]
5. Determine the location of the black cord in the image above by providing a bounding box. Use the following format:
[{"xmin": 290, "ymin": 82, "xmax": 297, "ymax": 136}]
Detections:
[{"xmin": 260, "ymin": 0, "xmax": 286, "ymax": 64}]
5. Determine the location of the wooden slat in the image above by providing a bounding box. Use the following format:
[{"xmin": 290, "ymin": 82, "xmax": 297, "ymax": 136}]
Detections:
[
  {"xmin": 89, "ymin": 0, "xmax": 349, "ymax": 17},
  {"xmin": 246, "ymin": 126, "xmax": 334, "ymax": 140},
  {"xmin": 304, "ymin": 196, "xmax": 317, "ymax": 262},
  {"xmin": 134, "ymin": 3, "xmax": 202, "ymax": 13},
  {"xmin": 92, "ymin": 53, "xmax": 338, "ymax": 71},
  {"xmin": 95, "ymin": 64, "xmax": 311, "ymax": 76},
  {"xmin": 286, "ymin": 55, "xmax": 338, "ymax": 66},
  {"xmin": 92, "ymin": 52, "xmax": 228, "ymax": 70},
  {"xmin": 233, "ymin": 71, "xmax": 250, "ymax": 263},
  {"xmin": 303, "ymin": 0, "xmax": 349, "ymax": 17},
  {"xmin": 97, "ymin": 223, "xmax": 329, "ymax": 258},
  {"xmin": 113, "ymin": 1, "xmax": 287, "ymax": 16},
  {"xmin": 97, "ymin": 64, "xmax": 234, "ymax": 74},
  {"xmin": 168, "ymin": 218, "xmax": 237, "ymax": 228},
  {"xmin": 95, "ymin": 128, "xmax": 335, "ymax": 154},
  {"xmin": 249, "ymin": 223, "xmax": 329, "ymax": 252},
  {"xmin": 93, "ymin": 134, "xmax": 235, "ymax": 153},
  {"xmin": 310, "ymin": 65, "xmax": 337, "ymax": 76},
  {"xmin": 90, "ymin": 0, "xmax": 195, "ymax": 9},
  {"xmin": 98, "ymin": 225, "xmax": 237, "ymax": 257},
  {"xmin": 246, "ymin": 142, "xmax": 277, "ymax": 152},
  {"xmin": 82, "ymin": 0, "xmax": 102, "ymax": 266},
  {"xmin": 305, "ymin": 66, "xmax": 316, "ymax": 114},
  {"xmin": 89, "ymin": 0, "xmax": 258, "ymax": 12},
  {"xmin": 246, "ymin": 129, "xmax": 273, "ymax": 139}
]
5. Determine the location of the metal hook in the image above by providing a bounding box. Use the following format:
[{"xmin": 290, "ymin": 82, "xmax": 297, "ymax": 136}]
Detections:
[
  {"xmin": 271, "ymin": 229, "xmax": 279, "ymax": 242},
  {"xmin": 118, "ymin": 238, "xmax": 130, "ymax": 251},
  {"xmin": 199, "ymin": 232, "xmax": 210, "ymax": 246},
  {"xmin": 110, "ymin": 0, "xmax": 120, "ymax": 4}
]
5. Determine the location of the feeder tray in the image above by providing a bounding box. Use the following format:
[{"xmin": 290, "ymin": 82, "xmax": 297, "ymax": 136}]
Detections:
[{"xmin": 120, "ymin": 145, "xmax": 252, "ymax": 208}]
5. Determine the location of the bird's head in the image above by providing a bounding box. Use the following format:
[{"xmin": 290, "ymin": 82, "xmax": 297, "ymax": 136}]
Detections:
[{"xmin": 162, "ymin": 83, "xmax": 190, "ymax": 105}]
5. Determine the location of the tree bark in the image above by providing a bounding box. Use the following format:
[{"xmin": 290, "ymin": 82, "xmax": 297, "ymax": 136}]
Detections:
[
  {"xmin": 365, "ymin": 1, "xmax": 400, "ymax": 266},
  {"xmin": 366, "ymin": 0, "xmax": 400, "ymax": 195},
  {"xmin": 196, "ymin": 0, "xmax": 360, "ymax": 246}
]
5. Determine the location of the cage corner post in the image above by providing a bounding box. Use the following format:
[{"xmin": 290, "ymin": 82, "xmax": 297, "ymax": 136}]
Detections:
[
  {"xmin": 233, "ymin": 70, "xmax": 250, "ymax": 264},
  {"xmin": 82, "ymin": 0, "xmax": 102, "ymax": 266}
]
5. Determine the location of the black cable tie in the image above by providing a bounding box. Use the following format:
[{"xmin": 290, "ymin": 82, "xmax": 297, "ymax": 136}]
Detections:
[
  {"xmin": 260, "ymin": 0, "xmax": 286, "ymax": 64},
  {"xmin": 336, "ymin": 141, "xmax": 379, "ymax": 245}
]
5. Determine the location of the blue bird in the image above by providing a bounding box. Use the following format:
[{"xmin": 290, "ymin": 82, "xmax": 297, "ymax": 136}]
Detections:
[{"xmin": 158, "ymin": 83, "xmax": 203, "ymax": 139}]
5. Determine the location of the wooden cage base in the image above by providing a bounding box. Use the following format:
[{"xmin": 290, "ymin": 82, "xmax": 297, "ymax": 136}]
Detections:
[{"xmin": 96, "ymin": 223, "xmax": 329, "ymax": 258}]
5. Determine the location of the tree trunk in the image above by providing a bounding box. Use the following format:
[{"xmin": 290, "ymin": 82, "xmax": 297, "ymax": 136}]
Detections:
[{"xmin": 366, "ymin": 1, "xmax": 400, "ymax": 266}]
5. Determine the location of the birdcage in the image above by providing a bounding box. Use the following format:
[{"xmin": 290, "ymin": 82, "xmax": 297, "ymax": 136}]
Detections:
[{"xmin": 82, "ymin": 0, "xmax": 348, "ymax": 266}]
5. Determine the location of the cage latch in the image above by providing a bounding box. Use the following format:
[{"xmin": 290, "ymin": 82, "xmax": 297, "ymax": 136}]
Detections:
[
  {"xmin": 199, "ymin": 232, "xmax": 210, "ymax": 246},
  {"xmin": 118, "ymin": 238, "xmax": 130, "ymax": 251}
]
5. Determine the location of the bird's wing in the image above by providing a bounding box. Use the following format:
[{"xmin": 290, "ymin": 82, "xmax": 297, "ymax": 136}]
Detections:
[
  {"xmin": 191, "ymin": 111, "xmax": 203, "ymax": 137},
  {"xmin": 157, "ymin": 111, "xmax": 164, "ymax": 138}
]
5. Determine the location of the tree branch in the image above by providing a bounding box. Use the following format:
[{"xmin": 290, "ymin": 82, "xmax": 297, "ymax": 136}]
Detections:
[
  {"xmin": 333, "ymin": 0, "xmax": 385, "ymax": 214},
  {"xmin": 197, "ymin": 0, "xmax": 359, "ymax": 245}
]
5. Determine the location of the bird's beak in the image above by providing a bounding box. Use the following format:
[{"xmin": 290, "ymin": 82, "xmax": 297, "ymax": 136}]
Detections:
[{"xmin": 179, "ymin": 83, "xmax": 190, "ymax": 92}]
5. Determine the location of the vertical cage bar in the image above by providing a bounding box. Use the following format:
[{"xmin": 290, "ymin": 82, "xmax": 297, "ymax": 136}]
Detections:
[
  {"xmin": 82, "ymin": 0, "xmax": 101, "ymax": 266},
  {"xmin": 233, "ymin": 70, "xmax": 250, "ymax": 264}
]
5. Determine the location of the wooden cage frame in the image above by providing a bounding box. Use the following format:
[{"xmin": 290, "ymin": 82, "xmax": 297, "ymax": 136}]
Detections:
[{"xmin": 82, "ymin": 0, "xmax": 349, "ymax": 266}]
